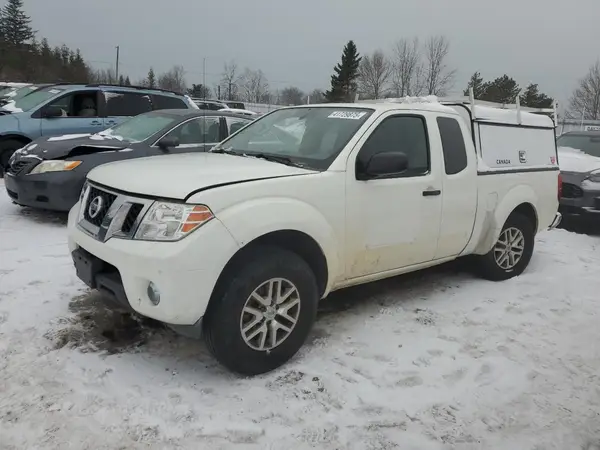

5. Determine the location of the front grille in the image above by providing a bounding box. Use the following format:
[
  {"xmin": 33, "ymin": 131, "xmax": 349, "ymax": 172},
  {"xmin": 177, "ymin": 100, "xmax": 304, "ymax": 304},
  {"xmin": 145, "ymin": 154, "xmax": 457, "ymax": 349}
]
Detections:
[
  {"xmin": 561, "ymin": 182, "xmax": 583, "ymax": 199},
  {"xmin": 121, "ymin": 203, "xmax": 144, "ymax": 233},
  {"xmin": 83, "ymin": 186, "xmax": 118, "ymax": 226}
]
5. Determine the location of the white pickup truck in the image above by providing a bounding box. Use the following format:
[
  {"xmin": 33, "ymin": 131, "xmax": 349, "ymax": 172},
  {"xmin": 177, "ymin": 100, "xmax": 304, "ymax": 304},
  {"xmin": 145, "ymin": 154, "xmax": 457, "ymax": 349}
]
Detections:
[{"xmin": 67, "ymin": 97, "xmax": 562, "ymax": 375}]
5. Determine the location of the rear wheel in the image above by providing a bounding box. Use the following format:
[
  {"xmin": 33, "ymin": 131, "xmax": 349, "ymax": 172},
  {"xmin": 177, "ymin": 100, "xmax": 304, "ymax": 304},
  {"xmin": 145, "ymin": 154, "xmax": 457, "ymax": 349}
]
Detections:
[
  {"xmin": 475, "ymin": 212, "xmax": 535, "ymax": 281},
  {"xmin": 0, "ymin": 139, "xmax": 28, "ymax": 177},
  {"xmin": 203, "ymin": 246, "xmax": 319, "ymax": 375}
]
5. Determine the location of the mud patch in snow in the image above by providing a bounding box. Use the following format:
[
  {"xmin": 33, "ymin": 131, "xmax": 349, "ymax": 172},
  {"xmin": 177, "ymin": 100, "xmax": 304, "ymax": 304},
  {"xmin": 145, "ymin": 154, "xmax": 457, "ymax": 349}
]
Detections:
[{"xmin": 45, "ymin": 291, "xmax": 165, "ymax": 354}]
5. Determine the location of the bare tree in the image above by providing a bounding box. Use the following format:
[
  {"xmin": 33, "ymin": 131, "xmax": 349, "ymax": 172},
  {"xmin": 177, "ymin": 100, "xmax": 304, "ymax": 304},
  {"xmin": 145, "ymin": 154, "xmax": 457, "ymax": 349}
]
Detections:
[
  {"xmin": 158, "ymin": 65, "xmax": 186, "ymax": 93},
  {"xmin": 357, "ymin": 50, "xmax": 391, "ymax": 99},
  {"xmin": 306, "ymin": 89, "xmax": 324, "ymax": 104},
  {"xmin": 423, "ymin": 36, "xmax": 456, "ymax": 96},
  {"xmin": 391, "ymin": 37, "xmax": 423, "ymax": 96},
  {"xmin": 220, "ymin": 60, "xmax": 242, "ymax": 101},
  {"xmin": 280, "ymin": 86, "xmax": 305, "ymax": 105},
  {"xmin": 240, "ymin": 68, "xmax": 269, "ymax": 103},
  {"xmin": 89, "ymin": 67, "xmax": 116, "ymax": 84},
  {"xmin": 570, "ymin": 61, "xmax": 600, "ymax": 120}
]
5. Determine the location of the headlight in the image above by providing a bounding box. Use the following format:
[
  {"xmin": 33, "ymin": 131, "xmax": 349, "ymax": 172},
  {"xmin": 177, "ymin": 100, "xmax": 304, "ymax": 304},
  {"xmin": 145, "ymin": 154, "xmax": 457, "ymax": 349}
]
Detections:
[
  {"xmin": 29, "ymin": 160, "xmax": 82, "ymax": 174},
  {"xmin": 134, "ymin": 202, "xmax": 214, "ymax": 241},
  {"xmin": 586, "ymin": 170, "xmax": 600, "ymax": 183}
]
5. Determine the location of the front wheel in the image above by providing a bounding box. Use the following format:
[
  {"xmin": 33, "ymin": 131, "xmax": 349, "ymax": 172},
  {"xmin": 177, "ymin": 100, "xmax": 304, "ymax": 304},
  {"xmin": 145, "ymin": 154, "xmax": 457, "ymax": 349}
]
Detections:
[
  {"xmin": 475, "ymin": 212, "xmax": 535, "ymax": 281},
  {"xmin": 203, "ymin": 246, "xmax": 319, "ymax": 375},
  {"xmin": 0, "ymin": 139, "xmax": 28, "ymax": 177}
]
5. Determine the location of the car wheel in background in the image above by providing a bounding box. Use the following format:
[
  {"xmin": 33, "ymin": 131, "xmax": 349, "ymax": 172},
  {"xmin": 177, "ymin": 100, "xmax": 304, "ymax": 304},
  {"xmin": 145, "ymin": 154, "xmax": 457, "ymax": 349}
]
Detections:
[{"xmin": 0, "ymin": 139, "xmax": 27, "ymax": 177}]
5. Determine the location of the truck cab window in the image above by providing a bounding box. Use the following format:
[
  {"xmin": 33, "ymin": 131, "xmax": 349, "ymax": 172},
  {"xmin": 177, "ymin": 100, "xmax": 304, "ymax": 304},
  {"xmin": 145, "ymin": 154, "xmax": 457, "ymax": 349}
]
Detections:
[
  {"xmin": 437, "ymin": 116, "xmax": 468, "ymax": 175},
  {"xmin": 357, "ymin": 115, "xmax": 429, "ymax": 177}
]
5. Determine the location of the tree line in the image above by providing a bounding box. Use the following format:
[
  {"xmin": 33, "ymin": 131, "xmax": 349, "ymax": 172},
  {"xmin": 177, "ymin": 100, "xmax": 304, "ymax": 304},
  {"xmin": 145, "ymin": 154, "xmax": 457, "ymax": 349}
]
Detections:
[{"xmin": 1, "ymin": 0, "xmax": 600, "ymax": 118}]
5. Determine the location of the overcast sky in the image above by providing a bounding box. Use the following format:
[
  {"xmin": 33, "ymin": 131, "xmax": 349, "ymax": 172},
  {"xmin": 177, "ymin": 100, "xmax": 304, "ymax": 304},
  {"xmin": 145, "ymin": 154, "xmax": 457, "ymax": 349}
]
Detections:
[{"xmin": 24, "ymin": 0, "xmax": 600, "ymax": 108}]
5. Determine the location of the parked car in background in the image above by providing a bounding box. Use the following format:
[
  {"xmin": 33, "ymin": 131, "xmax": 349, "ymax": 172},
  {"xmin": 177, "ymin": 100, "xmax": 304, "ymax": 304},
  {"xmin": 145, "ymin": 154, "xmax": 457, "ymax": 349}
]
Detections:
[
  {"xmin": 192, "ymin": 99, "xmax": 228, "ymax": 110},
  {"xmin": 557, "ymin": 131, "xmax": 600, "ymax": 220},
  {"xmin": 222, "ymin": 101, "xmax": 245, "ymax": 109},
  {"xmin": 219, "ymin": 107, "xmax": 257, "ymax": 117},
  {"xmin": 0, "ymin": 83, "xmax": 198, "ymax": 175},
  {"xmin": 67, "ymin": 99, "xmax": 560, "ymax": 375},
  {"xmin": 0, "ymin": 82, "xmax": 31, "ymax": 97},
  {"xmin": 5, "ymin": 109, "xmax": 251, "ymax": 211},
  {"xmin": 0, "ymin": 84, "xmax": 50, "ymax": 106}
]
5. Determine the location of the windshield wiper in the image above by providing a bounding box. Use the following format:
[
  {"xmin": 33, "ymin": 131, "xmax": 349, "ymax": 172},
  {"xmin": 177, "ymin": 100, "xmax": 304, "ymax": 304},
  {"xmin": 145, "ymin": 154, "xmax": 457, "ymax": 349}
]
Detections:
[
  {"xmin": 210, "ymin": 146, "xmax": 244, "ymax": 156},
  {"xmin": 211, "ymin": 147, "xmax": 307, "ymax": 168},
  {"xmin": 246, "ymin": 152, "xmax": 307, "ymax": 168}
]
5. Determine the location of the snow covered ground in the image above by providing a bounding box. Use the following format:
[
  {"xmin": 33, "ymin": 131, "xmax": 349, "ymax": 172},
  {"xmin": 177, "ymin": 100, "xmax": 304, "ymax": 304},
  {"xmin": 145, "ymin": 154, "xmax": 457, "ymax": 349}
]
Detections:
[{"xmin": 1, "ymin": 182, "xmax": 600, "ymax": 450}]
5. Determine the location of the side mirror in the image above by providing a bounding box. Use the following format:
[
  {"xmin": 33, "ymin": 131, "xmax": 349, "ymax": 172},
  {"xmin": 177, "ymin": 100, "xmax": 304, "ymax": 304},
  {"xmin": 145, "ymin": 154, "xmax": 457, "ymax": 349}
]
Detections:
[
  {"xmin": 43, "ymin": 106, "xmax": 63, "ymax": 118},
  {"xmin": 358, "ymin": 151, "xmax": 409, "ymax": 180},
  {"xmin": 157, "ymin": 136, "xmax": 180, "ymax": 150}
]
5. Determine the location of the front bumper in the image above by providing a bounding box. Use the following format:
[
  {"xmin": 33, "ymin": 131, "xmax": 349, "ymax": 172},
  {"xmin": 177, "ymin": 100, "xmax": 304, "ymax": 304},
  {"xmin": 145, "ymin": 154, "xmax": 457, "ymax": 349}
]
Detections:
[
  {"xmin": 67, "ymin": 202, "xmax": 241, "ymax": 325},
  {"xmin": 560, "ymin": 175, "xmax": 600, "ymax": 218},
  {"xmin": 4, "ymin": 171, "xmax": 85, "ymax": 211}
]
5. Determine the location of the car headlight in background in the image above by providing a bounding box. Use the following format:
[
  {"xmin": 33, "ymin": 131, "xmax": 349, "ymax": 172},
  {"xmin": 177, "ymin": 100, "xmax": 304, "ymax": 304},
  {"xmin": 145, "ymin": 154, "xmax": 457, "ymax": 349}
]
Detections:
[
  {"xmin": 134, "ymin": 202, "xmax": 214, "ymax": 241},
  {"xmin": 29, "ymin": 160, "xmax": 82, "ymax": 174},
  {"xmin": 586, "ymin": 169, "xmax": 600, "ymax": 183}
]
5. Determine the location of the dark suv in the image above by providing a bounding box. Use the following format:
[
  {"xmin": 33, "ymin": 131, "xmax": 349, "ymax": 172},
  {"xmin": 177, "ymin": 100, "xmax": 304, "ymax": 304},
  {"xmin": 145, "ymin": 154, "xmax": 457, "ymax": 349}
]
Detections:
[{"xmin": 0, "ymin": 83, "xmax": 197, "ymax": 175}]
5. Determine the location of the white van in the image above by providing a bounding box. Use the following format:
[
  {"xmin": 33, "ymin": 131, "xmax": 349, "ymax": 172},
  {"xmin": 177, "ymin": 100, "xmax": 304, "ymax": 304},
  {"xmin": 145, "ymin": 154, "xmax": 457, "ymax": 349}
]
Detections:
[{"xmin": 67, "ymin": 95, "xmax": 561, "ymax": 375}]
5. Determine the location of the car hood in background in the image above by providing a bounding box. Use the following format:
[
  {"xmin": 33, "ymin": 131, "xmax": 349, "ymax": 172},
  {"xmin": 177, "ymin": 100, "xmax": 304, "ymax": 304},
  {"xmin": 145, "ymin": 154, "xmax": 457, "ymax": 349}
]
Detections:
[
  {"xmin": 558, "ymin": 146, "xmax": 600, "ymax": 173},
  {"xmin": 12, "ymin": 133, "xmax": 132, "ymax": 160},
  {"xmin": 87, "ymin": 152, "xmax": 317, "ymax": 200}
]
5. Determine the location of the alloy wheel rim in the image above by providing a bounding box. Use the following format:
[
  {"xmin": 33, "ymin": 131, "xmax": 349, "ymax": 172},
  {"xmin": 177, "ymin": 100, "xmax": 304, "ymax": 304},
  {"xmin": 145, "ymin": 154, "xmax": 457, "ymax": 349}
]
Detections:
[
  {"xmin": 494, "ymin": 227, "xmax": 525, "ymax": 270},
  {"xmin": 239, "ymin": 278, "xmax": 301, "ymax": 351}
]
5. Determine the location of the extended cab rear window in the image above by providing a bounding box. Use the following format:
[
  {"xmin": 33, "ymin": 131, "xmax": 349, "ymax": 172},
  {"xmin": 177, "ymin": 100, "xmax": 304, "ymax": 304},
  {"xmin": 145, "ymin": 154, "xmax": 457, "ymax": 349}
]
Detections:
[{"xmin": 437, "ymin": 116, "xmax": 468, "ymax": 175}]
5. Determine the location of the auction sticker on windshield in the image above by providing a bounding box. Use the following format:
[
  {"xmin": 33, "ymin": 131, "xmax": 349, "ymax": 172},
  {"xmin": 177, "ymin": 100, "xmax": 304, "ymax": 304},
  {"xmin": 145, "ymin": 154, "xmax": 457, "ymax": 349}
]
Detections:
[{"xmin": 328, "ymin": 111, "xmax": 367, "ymax": 120}]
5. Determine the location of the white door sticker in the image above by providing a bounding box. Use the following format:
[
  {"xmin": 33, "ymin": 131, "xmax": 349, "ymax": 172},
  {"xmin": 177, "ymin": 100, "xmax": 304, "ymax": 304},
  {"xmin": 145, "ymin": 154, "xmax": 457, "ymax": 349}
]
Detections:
[{"xmin": 328, "ymin": 111, "xmax": 367, "ymax": 120}]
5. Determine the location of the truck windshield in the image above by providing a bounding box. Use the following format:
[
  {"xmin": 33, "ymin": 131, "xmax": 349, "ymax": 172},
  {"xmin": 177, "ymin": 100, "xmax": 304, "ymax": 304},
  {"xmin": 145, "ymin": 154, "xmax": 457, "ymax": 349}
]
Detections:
[
  {"xmin": 212, "ymin": 106, "xmax": 374, "ymax": 170},
  {"xmin": 557, "ymin": 134, "xmax": 600, "ymax": 157},
  {"xmin": 12, "ymin": 87, "xmax": 67, "ymax": 111},
  {"xmin": 98, "ymin": 111, "xmax": 179, "ymax": 143}
]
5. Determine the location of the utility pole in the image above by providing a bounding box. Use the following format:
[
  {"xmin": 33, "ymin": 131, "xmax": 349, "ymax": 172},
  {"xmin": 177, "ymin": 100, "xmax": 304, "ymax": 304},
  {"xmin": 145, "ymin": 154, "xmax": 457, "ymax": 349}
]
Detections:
[
  {"xmin": 115, "ymin": 46, "xmax": 120, "ymax": 83},
  {"xmin": 202, "ymin": 57, "xmax": 206, "ymax": 99}
]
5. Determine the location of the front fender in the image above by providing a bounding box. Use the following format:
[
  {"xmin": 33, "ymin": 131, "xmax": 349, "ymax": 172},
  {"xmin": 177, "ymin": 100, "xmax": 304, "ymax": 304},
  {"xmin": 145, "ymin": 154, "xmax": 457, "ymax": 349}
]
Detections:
[
  {"xmin": 473, "ymin": 184, "xmax": 538, "ymax": 255},
  {"xmin": 216, "ymin": 197, "xmax": 341, "ymax": 295}
]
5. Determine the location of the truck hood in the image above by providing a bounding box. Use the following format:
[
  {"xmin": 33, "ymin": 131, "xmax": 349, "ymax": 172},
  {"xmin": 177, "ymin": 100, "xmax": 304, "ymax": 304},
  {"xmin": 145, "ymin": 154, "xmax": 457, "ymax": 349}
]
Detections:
[
  {"xmin": 87, "ymin": 152, "xmax": 317, "ymax": 200},
  {"xmin": 558, "ymin": 147, "xmax": 600, "ymax": 173},
  {"xmin": 13, "ymin": 133, "xmax": 130, "ymax": 160}
]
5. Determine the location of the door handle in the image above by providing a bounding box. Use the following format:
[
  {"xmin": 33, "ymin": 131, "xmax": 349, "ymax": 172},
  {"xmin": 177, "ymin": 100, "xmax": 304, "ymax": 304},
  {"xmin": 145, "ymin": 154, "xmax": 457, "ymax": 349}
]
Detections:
[
  {"xmin": 90, "ymin": 120, "xmax": 102, "ymax": 126},
  {"xmin": 422, "ymin": 189, "xmax": 441, "ymax": 196}
]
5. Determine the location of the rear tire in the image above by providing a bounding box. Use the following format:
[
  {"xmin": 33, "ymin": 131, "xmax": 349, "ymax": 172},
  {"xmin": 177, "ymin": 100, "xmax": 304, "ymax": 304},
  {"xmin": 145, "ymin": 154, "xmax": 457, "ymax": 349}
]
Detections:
[
  {"xmin": 0, "ymin": 139, "xmax": 28, "ymax": 177},
  {"xmin": 203, "ymin": 246, "xmax": 319, "ymax": 376},
  {"xmin": 475, "ymin": 212, "xmax": 535, "ymax": 281}
]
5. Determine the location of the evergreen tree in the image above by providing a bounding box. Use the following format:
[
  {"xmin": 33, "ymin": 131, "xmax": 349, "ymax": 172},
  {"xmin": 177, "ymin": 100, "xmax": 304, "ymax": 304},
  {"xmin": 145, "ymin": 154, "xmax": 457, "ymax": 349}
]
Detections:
[
  {"xmin": 147, "ymin": 67, "xmax": 156, "ymax": 88},
  {"xmin": 324, "ymin": 40, "xmax": 361, "ymax": 102},
  {"xmin": 118, "ymin": 74, "xmax": 125, "ymax": 85},
  {"xmin": 463, "ymin": 71, "xmax": 488, "ymax": 98},
  {"xmin": 124, "ymin": 76, "xmax": 131, "ymax": 86},
  {"xmin": 0, "ymin": 0, "xmax": 34, "ymax": 47},
  {"xmin": 480, "ymin": 75, "xmax": 520, "ymax": 104},
  {"xmin": 520, "ymin": 83, "xmax": 553, "ymax": 108}
]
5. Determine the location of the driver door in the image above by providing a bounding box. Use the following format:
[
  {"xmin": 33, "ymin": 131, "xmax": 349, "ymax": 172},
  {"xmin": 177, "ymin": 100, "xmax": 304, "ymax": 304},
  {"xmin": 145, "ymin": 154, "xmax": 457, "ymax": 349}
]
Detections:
[
  {"xmin": 344, "ymin": 112, "xmax": 443, "ymax": 279},
  {"xmin": 39, "ymin": 90, "xmax": 104, "ymax": 137}
]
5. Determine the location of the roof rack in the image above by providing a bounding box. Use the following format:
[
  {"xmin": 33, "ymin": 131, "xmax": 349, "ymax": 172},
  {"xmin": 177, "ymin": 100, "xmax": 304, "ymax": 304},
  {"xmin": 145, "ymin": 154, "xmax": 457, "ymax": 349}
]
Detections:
[
  {"xmin": 85, "ymin": 84, "xmax": 182, "ymax": 96},
  {"xmin": 357, "ymin": 88, "xmax": 558, "ymax": 125}
]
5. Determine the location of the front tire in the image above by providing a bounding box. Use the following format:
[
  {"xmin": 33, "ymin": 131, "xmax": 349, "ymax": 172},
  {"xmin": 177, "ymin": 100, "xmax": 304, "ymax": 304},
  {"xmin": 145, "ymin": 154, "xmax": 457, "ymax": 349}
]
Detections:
[
  {"xmin": 475, "ymin": 212, "xmax": 535, "ymax": 281},
  {"xmin": 203, "ymin": 246, "xmax": 319, "ymax": 375},
  {"xmin": 0, "ymin": 139, "xmax": 28, "ymax": 177}
]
